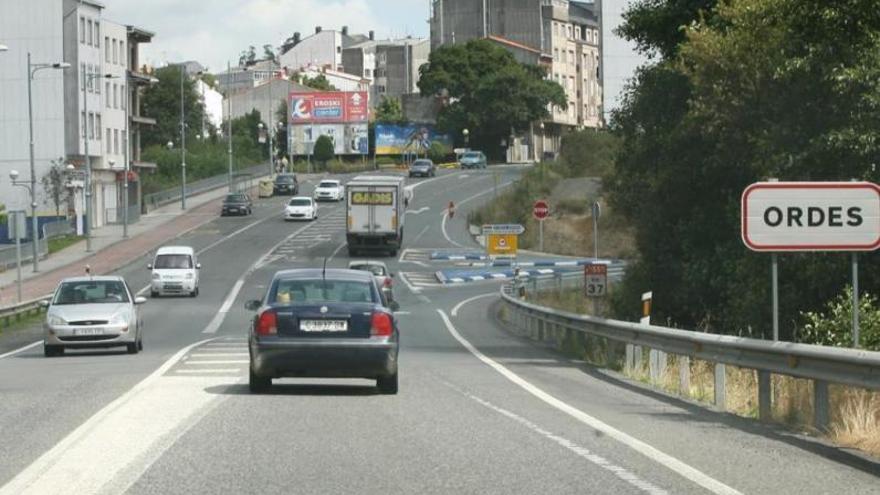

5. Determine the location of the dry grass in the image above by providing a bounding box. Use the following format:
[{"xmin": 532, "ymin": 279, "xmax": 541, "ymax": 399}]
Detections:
[{"xmin": 829, "ymin": 387, "xmax": 880, "ymax": 457}]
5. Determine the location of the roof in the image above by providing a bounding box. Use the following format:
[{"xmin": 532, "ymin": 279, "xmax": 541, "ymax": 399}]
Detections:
[
  {"xmin": 569, "ymin": 1, "xmax": 599, "ymax": 25},
  {"xmin": 59, "ymin": 275, "xmax": 124, "ymax": 283},
  {"xmin": 486, "ymin": 35, "xmax": 540, "ymax": 55},
  {"xmin": 126, "ymin": 25, "xmax": 155, "ymax": 42},
  {"xmin": 156, "ymin": 246, "xmax": 195, "ymax": 255},
  {"xmin": 272, "ymin": 269, "xmax": 374, "ymax": 283},
  {"xmin": 350, "ymin": 175, "xmax": 406, "ymax": 184}
]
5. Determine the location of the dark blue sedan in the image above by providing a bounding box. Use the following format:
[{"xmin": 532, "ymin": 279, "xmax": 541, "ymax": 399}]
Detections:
[{"xmin": 245, "ymin": 269, "xmax": 399, "ymax": 394}]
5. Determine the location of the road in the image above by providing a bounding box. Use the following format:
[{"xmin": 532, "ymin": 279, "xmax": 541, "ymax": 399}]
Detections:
[{"xmin": 0, "ymin": 167, "xmax": 877, "ymax": 494}]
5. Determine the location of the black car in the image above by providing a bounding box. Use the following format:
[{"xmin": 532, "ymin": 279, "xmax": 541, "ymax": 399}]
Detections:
[
  {"xmin": 409, "ymin": 159, "xmax": 436, "ymax": 178},
  {"xmin": 221, "ymin": 193, "xmax": 253, "ymax": 216},
  {"xmin": 245, "ymin": 268, "xmax": 400, "ymax": 394},
  {"xmin": 273, "ymin": 173, "xmax": 299, "ymax": 195}
]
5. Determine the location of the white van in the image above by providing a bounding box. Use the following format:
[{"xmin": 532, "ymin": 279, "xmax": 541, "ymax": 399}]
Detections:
[{"xmin": 148, "ymin": 246, "xmax": 200, "ymax": 297}]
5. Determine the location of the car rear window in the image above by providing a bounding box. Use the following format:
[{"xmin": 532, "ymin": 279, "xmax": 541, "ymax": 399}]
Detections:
[
  {"xmin": 54, "ymin": 281, "xmax": 130, "ymax": 305},
  {"xmin": 225, "ymin": 194, "xmax": 246, "ymax": 202},
  {"xmin": 413, "ymin": 160, "xmax": 432, "ymax": 167},
  {"xmin": 288, "ymin": 198, "xmax": 312, "ymax": 206},
  {"xmin": 463, "ymin": 152, "xmax": 480, "ymax": 158},
  {"xmin": 318, "ymin": 181, "xmax": 339, "ymax": 188},
  {"xmin": 275, "ymin": 176, "xmax": 295, "ymax": 184},
  {"xmin": 154, "ymin": 254, "xmax": 193, "ymax": 269},
  {"xmin": 351, "ymin": 264, "xmax": 386, "ymax": 276},
  {"xmin": 271, "ymin": 279, "xmax": 376, "ymax": 305}
]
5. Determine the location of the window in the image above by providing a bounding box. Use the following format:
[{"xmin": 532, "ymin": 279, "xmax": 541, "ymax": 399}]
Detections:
[
  {"xmin": 89, "ymin": 112, "xmax": 95, "ymax": 139},
  {"xmin": 114, "ymin": 129, "xmax": 119, "ymax": 154},
  {"xmin": 96, "ymin": 67, "xmax": 101, "ymax": 93},
  {"xmin": 377, "ymin": 85, "xmax": 386, "ymax": 94},
  {"xmin": 553, "ymin": 48, "xmax": 558, "ymax": 61},
  {"xmin": 561, "ymin": 50, "xmax": 566, "ymax": 63},
  {"xmin": 96, "ymin": 114, "xmax": 101, "ymax": 139},
  {"xmin": 80, "ymin": 17, "xmax": 85, "ymax": 43},
  {"xmin": 106, "ymin": 83, "xmax": 111, "ymax": 106},
  {"xmin": 80, "ymin": 63, "xmax": 86, "ymax": 89},
  {"xmin": 112, "ymin": 39, "xmax": 117, "ymax": 64},
  {"xmin": 569, "ymin": 50, "xmax": 574, "ymax": 63},
  {"xmin": 53, "ymin": 280, "xmax": 130, "ymax": 305},
  {"xmin": 122, "ymin": 87, "xmax": 126, "ymax": 110},
  {"xmin": 106, "ymin": 129, "xmax": 112, "ymax": 152},
  {"xmin": 115, "ymin": 84, "xmax": 119, "ymax": 108},
  {"xmin": 87, "ymin": 20, "xmax": 93, "ymax": 46},
  {"xmin": 364, "ymin": 68, "xmax": 371, "ymax": 78},
  {"xmin": 122, "ymin": 134, "xmax": 127, "ymax": 158},
  {"xmin": 95, "ymin": 22, "xmax": 100, "ymax": 47},
  {"xmin": 81, "ymin": 112, "xmax": 86, "ymax": 138},
  {"xmin": 576, "ymin": 27, "xmax": 581, "ymax": 39},
  {"xmin": 105, "ymin": 37, "xmax": 110, "ymax": 62},
  {"xmin": 336, "ymin": 46, "xmax": 341, "ymax": 54},
  {"xmin": 119, "ymin": 41, "xmax": 126, "ymax": 66},
  {"xmin": 567, "ymin": 25, "xmax": 572, "ymax": 38}
]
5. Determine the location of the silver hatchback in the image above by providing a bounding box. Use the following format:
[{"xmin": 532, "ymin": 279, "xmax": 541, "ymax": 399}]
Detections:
[{"xmin": 43, "ymin": 276, "xmax": 146, "ymax": 357}]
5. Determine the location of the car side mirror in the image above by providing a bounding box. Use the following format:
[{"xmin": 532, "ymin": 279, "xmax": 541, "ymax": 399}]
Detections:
[
  {"xmin": 389, "ymin": 301, "xmax": 401, "ymax": 312},
  {"xmin": 196, "ymin": 263, "xmax": 202, "ymax": 270},
  {"xmin": 245, "ymin": 300, "xmax": 262, "ymax": 311},
  {"xmin": 147, "ymin": 263, "xmax": 153, "ymax": 270},
  {"xmin": 39, "ymin": 300, "xmax": 50, "ymax": 308},
  {"xmin": 134, "ymin": 296, "xmax": 148, "ymax": 305}
]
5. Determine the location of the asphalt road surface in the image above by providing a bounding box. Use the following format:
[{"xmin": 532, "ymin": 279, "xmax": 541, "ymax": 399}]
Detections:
[{"xmin": 0, "ymin": 167, "xmax": 877, "ymax": 494}]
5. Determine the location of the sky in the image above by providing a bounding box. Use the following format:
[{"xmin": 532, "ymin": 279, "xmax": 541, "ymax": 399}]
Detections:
[{"xmin": 102, "ymin": 0, "xmax": 646, "ymax": 113}]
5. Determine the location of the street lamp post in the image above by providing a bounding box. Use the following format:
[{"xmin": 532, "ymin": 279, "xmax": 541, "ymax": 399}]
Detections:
[
  {"xmin": 27, "ymin": 53, "xmax": 70, "ymax": 270},
  {"xmin": 82, "ymin": 71, "xmax": 117, "ymax": 252},
  {"xmin": 463, "ymin": 128, "xmax": 470, "ymax": 150},
  {"xmin": 9, "ymin": 171, "xmax": 35, "ymax": 287},
  {"xmin": 179, "ymin": 65, "xmax": 187, "ymax": 210},
  {"xmin": 226, "ymin": 60, "xmax": 234, "ymax": 191}
]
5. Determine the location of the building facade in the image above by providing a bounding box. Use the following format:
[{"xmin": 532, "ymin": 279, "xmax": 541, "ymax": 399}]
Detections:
[
  {"xmin": 342, "ymin": 37, "xmax": 429, "ymax": 107},
  {"xmin": 278, "ymin": 26, "xmax": 370, "ymax": 74},
  {"xmin": 0, "ymin": 0, "xmax": 154, "ymax": 234}
]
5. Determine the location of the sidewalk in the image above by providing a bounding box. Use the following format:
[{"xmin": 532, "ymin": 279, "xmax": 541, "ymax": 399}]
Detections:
[{"xmin": 0, "ymin": 183, "xmax": 249, "ymax": 309}]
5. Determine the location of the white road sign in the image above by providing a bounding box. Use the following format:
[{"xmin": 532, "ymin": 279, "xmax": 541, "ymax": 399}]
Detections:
[
  {"xmin": 584, "ymin": 264, "xmax": 607, "ymax": 298},
  {"xmin": 741, "ymin": 182, "xmax": 880, "ymax": 252}
]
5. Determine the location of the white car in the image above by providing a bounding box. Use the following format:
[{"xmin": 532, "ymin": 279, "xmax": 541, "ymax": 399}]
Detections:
[
  {"xmin": 148, "ymin": 246, "xmax": 201, "ymax": 298},
  {"xmin": 284, "ymin": 197, "xmax": 318, "ymax": 221},
  {"xmin": 314, "ymin": 180, "xmax": 345, "ymax": 202}
]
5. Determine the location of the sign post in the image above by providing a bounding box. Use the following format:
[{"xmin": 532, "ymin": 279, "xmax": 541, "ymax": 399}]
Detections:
[
  {"xmin": 533, "ymin": 200, "xmax": 549, "ymax": 252},
  {"xmin": 592, "ymin": 201, "xmax": 601, "ymax": 259},
  {"xmin": 584, "ymin": 263, "xmax": 607, "ymax": 298}
]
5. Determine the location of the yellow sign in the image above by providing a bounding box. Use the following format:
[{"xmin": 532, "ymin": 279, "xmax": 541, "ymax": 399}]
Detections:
[
  {"xmin": 487, "ymin": 234, "xmax": 518, "ymax": 256},
  {"xmin": 351, "ymin": 191, "xmax": 393, "ymax": 205}
]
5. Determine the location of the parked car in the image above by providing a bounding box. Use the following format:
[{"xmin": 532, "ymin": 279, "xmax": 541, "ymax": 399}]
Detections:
[
  {"xmin": 409, "ymin": 159, "xmax": 436, "ymax": 178},
  {"xmin": 148, "ymin": 246, "xmax": 201, "ymax": 297},
  {"xmin": 43, "ymin": 275, "xmax": 146, "ymax": 357},
  {"xmin": 459, "ymin": 151, "xmax": 488, "ymax": 169},
  {"xmin": 221, "ymin": 193, "xmax": 253, "ymax": 216},
  {"xmin": 273, "ymin": 173, "xmax": 299, "ymax": 196},
  {"xmin": 284, "ymin": 197, "xmax": 318, "ymax": 221},
  {"xmin": 348, "ymin": 260, "xmax": 394, "ymax": 302},
  {"xmin": 245, "ymin": 268, "xmax": 400, "ymax": 393},
  {"xmin": 314, "ymin": 180, "xmax": 345, "ymax": 202}
]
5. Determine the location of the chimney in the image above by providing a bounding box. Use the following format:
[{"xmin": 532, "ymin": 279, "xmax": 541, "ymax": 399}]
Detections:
[
  {"xmin": 316, "ymin": 26, "xmax": 322, "ymax": 34},
  {"xmin": 369, "ymin": 30, "xmax": 375, "ymax": 41},
  {"xmin": 293, "ymin": 32, "xmax": 301, "ymax": 45},
  {"xmin": 342, "ymin": 26, "xmax": 349, "ymax": 36}
]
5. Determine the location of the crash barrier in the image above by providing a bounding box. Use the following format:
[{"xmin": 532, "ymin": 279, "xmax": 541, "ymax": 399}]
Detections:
[
  {"xmin": 500, "ymin": 274, "xmax": 880, "ymax": 430},
  {"xmin": 143, "ymin": 163, "xmax": 270, "ymax": 212}
]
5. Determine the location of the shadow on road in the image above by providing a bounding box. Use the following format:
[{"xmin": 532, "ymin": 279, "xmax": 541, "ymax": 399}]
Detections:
[{"xmin": 205, "ymin": 382, "xmax": 381, "ymax": 397}]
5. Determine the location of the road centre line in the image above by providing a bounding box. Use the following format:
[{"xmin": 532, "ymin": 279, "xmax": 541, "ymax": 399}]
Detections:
[
  {"xmin": 435, "ymin": 310, "xmax": 742, "ymax": 495},
  {"xmin": 451, "ymin": 292, "xmax": 498, "ymax": 317},
  {"xmin": 441, "ymin": 180, "xmax": 516, "ymax": 248},
  {"xmin": 182, "ymin": 360, "xmax": 248, "ymax": 365},
  {"xmin": 0, "ymin": 341, "xmax": 42, "ymax": 360}
]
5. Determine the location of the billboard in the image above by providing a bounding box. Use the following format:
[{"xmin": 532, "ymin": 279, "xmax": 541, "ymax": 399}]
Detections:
[
  {"xmin": 375, "ymin": 124, "xmax": 453, "ymax": 155},
  {"xmin": 289, "ymin": 91, "xmax": 369, "ymax": 124},
  {"xmin": 289, "ymin": 123, "xmax": 369, "ymax": 155}
]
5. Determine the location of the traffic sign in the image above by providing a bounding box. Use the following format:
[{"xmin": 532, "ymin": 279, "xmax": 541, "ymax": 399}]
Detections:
[
  {"xmin": 584, "ymin": 263, "xmax": 607, "ymax": 297},
  {"xmin": 741, "ymin": 182, "xmax": 880, "ymax": 251},
  {"xmin": 533, "ymin": 200, "xmax": 549, "ymax": 220},
  {"xmin": 487, "ymin": 234, "xmax": 518, "ymax": 256},
  {"xmin": 482, "ymin": 224, "xmax": 525, "ymax": 235}
]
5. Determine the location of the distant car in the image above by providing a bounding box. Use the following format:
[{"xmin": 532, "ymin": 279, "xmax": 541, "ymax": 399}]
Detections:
[
  {"xmin": 348, "ymin": 260, "xmax": 394, "ymax": 302},
  {"xmin": 245, "ymin": 268, "xmax": 400, "ymax": 393},
  {"xmin": 459, "ymin": 151, "xmax": 488, "ymax": 169},
  {"xmin": 221, "ymin": 193, "xmax": 253, "ymax": 216},
  {"xmin": 284, "ymin": 197, "xmax": 318, "ymax": 221},
  {"xmin": 409, "ymin": 159, "xmax": 436, "ymax": 178},
  {"xmin": 314, "ymin": 180, "xmax": 345, "ymax": 202},
  {"xmin": 273, "ymin": 173, "xmax": 299, "ymax": 196},
  {"xmin": 43, "ymin": 276, "xmax": 146, "ymax": 357},
  {"xmin": 148, "ymin": 246, "xmax": 201, "ymax": 298}
]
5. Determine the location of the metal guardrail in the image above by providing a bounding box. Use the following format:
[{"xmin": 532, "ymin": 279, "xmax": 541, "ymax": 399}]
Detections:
[
  {"xmin": 500, "ymin": 279, "xmax": 880, "ymax": 430},
  {"xmin": 0, "ymin": 240, "xmax": 49, "ymax": 273},
  {"xmin": 42, "ymin": 220, "xmax": 74, "ymax": 240},
  {"xmin": 142, "ymin": 163, "xmax": 269, "ymax": 212},
  {"xmin": 104, "ymin": 205, "xmax": 141, "ymax": 226},
  {"xmin": 0, "ymin": 297, "xmax": 46, "ymax": 330}
]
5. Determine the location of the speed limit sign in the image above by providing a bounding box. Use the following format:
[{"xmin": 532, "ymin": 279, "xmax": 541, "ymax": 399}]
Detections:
[{"xmin": 584, "ymin": 264, "xmax": 608, "ymax": 297}]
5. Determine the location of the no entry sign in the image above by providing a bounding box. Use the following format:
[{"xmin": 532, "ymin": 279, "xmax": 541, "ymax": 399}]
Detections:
[
  {"xmin": 533, "ymin": 200, "xmax": 549, "ymax": 221},
  {"xmin": 741, "ymin": 182, "xmax": 880, "ymax": 252}
]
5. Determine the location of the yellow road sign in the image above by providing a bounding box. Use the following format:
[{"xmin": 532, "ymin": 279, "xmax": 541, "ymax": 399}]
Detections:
[{"xmin": 487, "ymin": 234, "xmax": 518, "ymax": 256}]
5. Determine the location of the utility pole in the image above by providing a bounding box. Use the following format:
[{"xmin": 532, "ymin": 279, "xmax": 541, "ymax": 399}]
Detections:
[
  {"xmin": 227, "ymin": 60, "xmax": 234, "ymax": 191},
  {"xmin": 180, "ymin": 64, "xmax": 187, "ymax": 210}
]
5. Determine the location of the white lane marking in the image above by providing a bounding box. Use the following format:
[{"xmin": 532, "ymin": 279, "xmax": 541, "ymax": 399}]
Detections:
[
  {"xmin": 0, "ymin": 340, "xmax": 42, "ymax": 360},
  {"xmin": 451, "ymin": 293, "xmax": 498, "ymax": 317},
  {"xmin": 393, "ymin": 311, "xmax": 412, "ymax": 316},
  {"xmin": 406, "ymin": 206, "xmax": 431, "ymax": 215},
  {"xmin": 442, "ymin": 381, "xmax": 667, "ymax": 494},
  {"xmin": 435, "ymin": 310, "xmax": 743, "ymax": 495},
  {"xmin": 399, "ymin": 272, "xmax": 422, "ymax": 295},
  {"xmin": 173, "ymin": 369, "xmax": 241, "ymax": 374},
  {"xmin": 329, "ymin": 241, "xmax": 347, "ymax": 261},
  {"xmin": 441, "ymin": 180, "xmax": 516, "ymax": 248},
  {"xmin": 187, "ymin": 353, "xmax": 249, "ymax": 358},
  {"xmin": 412, "ymin": 224, "xmax": 431, "ymax": 244},
  {"xmin": 182, "ymin": 360, "xmax": 248, "ymax": 365},
  {"xmin": 0, "ymin": 338, "xmax": 218, "ymax": 495},
  {"xmin": 404, "ymin": 171, "xmax": 460, "ymax": 203}
]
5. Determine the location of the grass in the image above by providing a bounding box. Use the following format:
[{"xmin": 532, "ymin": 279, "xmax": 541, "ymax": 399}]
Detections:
[
  {"xmin": 523, "ymin": 287, "xmax": 880, "ymax": 458},
  {"xmin": 48, "ymin": 235, "xmax": 83, "ymax": 254},
  {"xmin": 0, "ymin": 310, "xmax": 44, "ymax": 334}
]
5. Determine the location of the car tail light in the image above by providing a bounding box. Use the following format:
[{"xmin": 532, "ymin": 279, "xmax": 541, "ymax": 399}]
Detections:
[
  {"xmin": 255, "ymin": 310, "xmax": 277, "ymax": 336},
  {"xmin": 383, "ymin": 278, "xmax": 393, "ymax": 288},
  {"xmin": 392, "ymin": 215, "xmax": 398, "ymax": 230},
  {"xmin": 371, "ymin": 312, "xmax": 393, "ymax": 337}
]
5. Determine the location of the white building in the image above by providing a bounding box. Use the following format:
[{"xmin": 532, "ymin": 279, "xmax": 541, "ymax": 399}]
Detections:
[
  {"xmin": 278, "ymin": 26, "xmax": 371, "ymax": 73},
  {"xmin": 0, "ymin": 0, "xmax": 154, "ymax": 232},
  {"xmin": 297, "ymin": 66, "xmax": 370, "ymax": 93},
  {"xmin": 196, "ymin": 79, "xmax": 223, "ymax": 132}
]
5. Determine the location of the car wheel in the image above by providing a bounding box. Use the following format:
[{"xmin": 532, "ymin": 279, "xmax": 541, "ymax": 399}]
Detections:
[
  {"xmin": 126, "ymin": 342, "xmax": 139, "ymax": 354},
  {"xmin": 377, "ymin": 373, "xmax": 398, "ymax": 394},
  {"xmin": 44, "ymin": 345, "xmax": 62, "ymax": 357},
  {"xmin": 191, "ymin": 287, "xmax": 199, "ymax": 298},
  {"xmin": 249, "ymin": 367, "xmax": 272, "ymax": 393},
  {"xmin": 138, "ymin": 338, "xmax": 144, "ymax": 351},
  {"xmin": 151, "ymin": 291, "xmax": 159, "ymax": 298}
]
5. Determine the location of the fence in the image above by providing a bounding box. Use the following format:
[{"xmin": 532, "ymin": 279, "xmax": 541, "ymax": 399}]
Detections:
[
  {"xmin": 500, "ymin": 276, "xmax": 880, "ymax": 431},
  {"xmin": 0, "ymin": 240, "xmax": 49, "ymax": 273},
  {"xmin": 142, "ymin": 163, "xmax": 269, "ymax": 212},
  {"xmin": 104, "ymin": 205, "xmax": 141, "ymax": 226}
]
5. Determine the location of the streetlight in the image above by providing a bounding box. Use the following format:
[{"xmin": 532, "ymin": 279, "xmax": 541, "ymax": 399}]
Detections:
[
  {"xmin": 463, "ymin": 128, "xmax": 470, "ymax": 150},
  {"xmin": 27, "ymin": 54, "xmax": 70, "ymax": 271},
  {"xmin": 178, "ymin": 65, "xmax": 193, "ymax": 211},
  {"xmin": 82, "ymin": 71, "xmax": 117, "ymax": 253},
  {"xmin": 0, "ymin": 44, "xmax": 8, "ymax": 52}
]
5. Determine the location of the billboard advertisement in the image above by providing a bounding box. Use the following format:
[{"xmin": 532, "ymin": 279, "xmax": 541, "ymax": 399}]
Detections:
[
  {"xmin": 375, "ymin": 124, "xmax": 453, "ymax": 155},
  {"xmin": 289, "ymin": 91, "xmax": 369, "ymax": 124},
  {"xmin": 289, "ymin": 123, "xmax": 369, "ymax": 155}
]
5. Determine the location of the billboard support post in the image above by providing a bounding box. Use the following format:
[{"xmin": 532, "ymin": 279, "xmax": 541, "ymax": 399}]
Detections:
[
  {"xmin": 853, "ymin": 253, "xmax": 859, "ymax": 348},
  {"xmin": 771, "ymin": 253, "xmax": 779, "ymax": 342}
]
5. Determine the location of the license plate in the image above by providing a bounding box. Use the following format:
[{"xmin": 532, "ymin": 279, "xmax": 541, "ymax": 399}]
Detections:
[
  {"xmin": 299, "ymin": 320, "xmax": 347, "ymax": 332},
  {"xmin": 74, "ymin": 328, "xmax": 104, "ymax": 336}
]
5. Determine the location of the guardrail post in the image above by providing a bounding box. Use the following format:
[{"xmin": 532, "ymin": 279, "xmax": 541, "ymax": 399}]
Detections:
[
  {"xmin": 714, "ymin": 363, "xmax": 726, "ymax": 410},
  {"xmin": 625, "ymin": 344, "xmax": 635, "ymax": 372},
  {"xmin": 679, "ymin": 356, "xmax": 690, "ymax": 397},
  {"xmin": 649, "ymin": 349, "xmax": 667, "ymax": 384},
  {"xmin": 758, "ymin": 371, "xmax": 772, "ymax": 422},
  {"xmin": 633, "ymin": 346, "xmax": 643, "ymax": 372},
  {"xmin": 813, "ymin": 380, "xmax": 829, "ymax": 432}
]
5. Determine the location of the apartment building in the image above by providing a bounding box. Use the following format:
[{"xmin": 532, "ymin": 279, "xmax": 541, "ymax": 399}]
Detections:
[
  {"xmin": 278, "ymin": 26, "xmax": 370, "ymax": 74},
  {"xmin": 342, "ymin": 37, "xmax": 429, "ymax": 106},
  {"xmin": 0, "ymin": 0, "xmax": 153, "ymax": 233}
]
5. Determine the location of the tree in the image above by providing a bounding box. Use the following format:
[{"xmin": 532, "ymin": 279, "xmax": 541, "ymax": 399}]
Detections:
[
  {"xmin": 141, "ymin": 65, "xmax": 206, "ymax": 149},
  {"xmin": 617, "ymin": 0, "xmax": 719, "ymax": 58},
  {"xmin": 313, "ymin": 135, "xmax": 335, "ymax": 167},
  {"xmin": 375, "ymin": 96, "xmax": 405, "ymax": 124},
  {"xmin": 239, "ymin": 45, "xmax": 256, "ymax": 66},
  {"xmin": 41, "ymin": 158, "xmax": 69, "ymax": 217},
  {"xmin": 418, "ymin": 40, "xmax": 566, "ymax": 159},
  {"xmin": 300, "ymin": 74, "xmax": 337, "ymax": 91},
  {"xmin": 263, "ymin": 44, "xmax": 276, "ymax": 62},
  {"xmin": 275, "ymin": 100, "xmax": 289, "ymax": 158},
  {"xmin": 427, "ymin": 141, "xmax": 451, "ymax": 163}
]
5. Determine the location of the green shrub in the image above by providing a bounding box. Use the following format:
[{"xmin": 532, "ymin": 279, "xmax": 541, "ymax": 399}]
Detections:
[
  {"xmin": 556, "ymin": 198, "xmax": 588, "ymax": 215},
  {"xmin": 800, "ymin": 287, "xmax": 880, "ymax": 351},
  {"xmin": 313, "ymin": 135, "xmax": 335, "ymax": 167},
  {"xmin": 427, "ymin": 142, "xmax": 452, "ymax": 163}
]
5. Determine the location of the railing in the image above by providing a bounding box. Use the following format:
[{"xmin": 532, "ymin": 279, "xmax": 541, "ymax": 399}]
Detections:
[
  {"xmin": 42, "ymin": 219, "xmax": 74, "ymax": 240},
  {"xmin": 142, "ymin": 162, "xmax": 269, "ymax": 212},
  {"xmin": 0, "ymin": 240, "xmax": 49, "ymax": 273},
  {"xmin": 0, "ymin": 297, "xmax": 46, "ymax": 330},
  {"xmin": 104, "ymin": 205, "xmax": 141, "ymax": 226},
  {"xmin": 500, "ymin": 277, "xmax": 880, "ymax": 430}
]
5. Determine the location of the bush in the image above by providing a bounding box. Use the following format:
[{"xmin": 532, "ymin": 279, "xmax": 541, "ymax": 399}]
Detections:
[
  {"xmin": 558, "ymin": 130, "xmax": 619, "ymax": 179},
  {"xmin": 313, "ymin": 135, "xmax": 335, "ymax": 167},
  {"xmin": 800, "ymin": 287, "xmax": 880, "ymax": 351},
  {"xmin": 427, "ymin": 142, "xmax": 452, "ymax": 163},
  {"xmin": 556, "ymin": 198, "xmax": 588, "ymax": 215}
]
